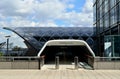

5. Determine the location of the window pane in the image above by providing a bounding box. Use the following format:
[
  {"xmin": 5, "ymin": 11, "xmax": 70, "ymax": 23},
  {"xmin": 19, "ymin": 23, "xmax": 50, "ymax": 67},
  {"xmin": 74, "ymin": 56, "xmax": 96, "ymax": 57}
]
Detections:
[
  {"xmin": 114, "ymin": 7, "xmax": 117, "ymax": 23},
  {"xmin": 119, "ymin": 3, "xmax": 120, "ymax": 21},
  {"xmin": 104, "ymin": 0, "xmax": 109, "ymax": 13},
  {"xmin": 110, "ymin": 8, "xmax": 115, "ymax": 26},
  {"xmin": 110, "ymin": 0, "xmax": 115, "ymax": 9},
  {"xmin": 100, "ymin": 18, "xmax": 104, "ymax": 32},
  {"xmin": 99, "ymin": 0, "xmax": 103, "ymax": 6},
  {"xmin": 104, "ymin": 13, "xmax": 109, "ymax": 29},
  {"xmin": 93, "ymin": 5, "xmax": 96, "ymax": 23},
  {"xmin": 100, "ymin": 6, "xmax": 102, "ymax": 18}
]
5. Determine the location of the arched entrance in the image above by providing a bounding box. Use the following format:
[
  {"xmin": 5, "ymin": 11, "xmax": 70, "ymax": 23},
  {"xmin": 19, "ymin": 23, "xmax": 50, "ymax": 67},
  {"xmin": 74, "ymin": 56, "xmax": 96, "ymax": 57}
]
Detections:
[{"xmin": 38, "ymin": 40, "xmax": 95, "ymax": 67}]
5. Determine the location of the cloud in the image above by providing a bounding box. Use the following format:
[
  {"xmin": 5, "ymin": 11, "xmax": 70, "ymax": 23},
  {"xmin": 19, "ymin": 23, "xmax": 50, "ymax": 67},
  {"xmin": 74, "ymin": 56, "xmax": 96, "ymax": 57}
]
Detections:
[
  {"xmin": 82, "ymin": 0, "xmax": 93, "ymax": 13},
  {"xmin": 0, "ymin": 0, "xmax": 93, "ymax": 27},
  {"xmin": 57, "ymin": 0, "xmax": 93, "ymax": 27},
  {"xmin": 0, "ymin": 32, "xmax": 6, "ymax": 44},
  {"xmin": 0, "ymin": 0, "xmax": 34, "ymax": 17},
  {"xmin": 0, "ymin": 0, "xmax": 93, "ymax": 47},
  {"xmin": 10, "ymin": 32, "xmax": 27, "ymax": 48},
  {"xmin": 0, "ymin": 28, "xmax": 27, "ymax": 48},
  {"xmin": 33, "ymin": 0, "xmax": 66, "ymax": 20},
  {"xmin": 68, "ymin": 4, "xmax": 74, "ymax": 9},
  {"xmin": 0, "ymin": 0, "xmax": 67, "ymax": 27}
]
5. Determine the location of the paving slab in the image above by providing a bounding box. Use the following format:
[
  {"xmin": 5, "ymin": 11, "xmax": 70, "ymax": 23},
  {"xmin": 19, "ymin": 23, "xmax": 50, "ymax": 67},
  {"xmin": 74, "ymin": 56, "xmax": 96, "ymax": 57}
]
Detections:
[{"xmin": 0, "ymin": 65, "xmax": 120, "ymax": 79}]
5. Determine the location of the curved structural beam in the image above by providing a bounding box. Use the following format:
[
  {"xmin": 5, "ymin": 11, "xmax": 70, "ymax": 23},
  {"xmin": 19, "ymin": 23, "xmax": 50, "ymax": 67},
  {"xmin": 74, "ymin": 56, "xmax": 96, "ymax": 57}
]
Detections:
[
  {"xmin": 3, "ymin": 27, "xmax": 25, "ymax": 41},
  {"xmin": 3, "ymin": 27, "xmax": 37, "ymax": 50},
  {"xmin": 37, "ymin": 40, "xmax": 95, "ymax": 57}
]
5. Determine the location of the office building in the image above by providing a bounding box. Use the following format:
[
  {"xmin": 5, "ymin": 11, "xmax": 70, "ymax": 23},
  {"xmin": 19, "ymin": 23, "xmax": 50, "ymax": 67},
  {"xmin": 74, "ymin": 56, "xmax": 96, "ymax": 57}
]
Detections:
[{"xmin": 93, "ymin": 0, "xmax": 120, "ymax": 56}]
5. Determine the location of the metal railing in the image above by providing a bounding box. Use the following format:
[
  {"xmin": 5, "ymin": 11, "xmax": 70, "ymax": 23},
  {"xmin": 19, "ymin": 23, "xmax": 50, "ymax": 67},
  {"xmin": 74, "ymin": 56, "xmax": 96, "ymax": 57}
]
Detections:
[
  {"xmin": 0, "ymin": 56, "xmax": 45, "ymax": 69},
  {"xmin": 0, "ymin": 56, "xmax": 39, "ymax": 61},
  {"xmin": 94, "ymin": 57, "xmax": 120, "ymax": 62},
  {"xmin": 94, "ymin": 57, "xmax": 120, "ymax": 69}
]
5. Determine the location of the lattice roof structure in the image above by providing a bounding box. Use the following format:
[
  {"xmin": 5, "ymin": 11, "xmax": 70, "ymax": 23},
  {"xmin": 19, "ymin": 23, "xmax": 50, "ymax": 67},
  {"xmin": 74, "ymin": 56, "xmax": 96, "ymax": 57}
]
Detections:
[{"xmin": 4, "ymin": 27, "xmax": 96, "ymax": 56}]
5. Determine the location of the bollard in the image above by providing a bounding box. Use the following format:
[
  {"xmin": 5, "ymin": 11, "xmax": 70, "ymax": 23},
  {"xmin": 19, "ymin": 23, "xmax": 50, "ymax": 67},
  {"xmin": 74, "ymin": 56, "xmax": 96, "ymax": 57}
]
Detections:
[
  {"xmin": 41, "ymin": 57, "xmax": 44, "ymax": 66},
  {"xmin": 40, "ymin": 57, "xmax": 43, "ymax": 67},
  {"xmin": 74, "ymin": 56, "xmax": 78, "ymax": 69},
  {"xmin": 55, "ymin": 56, "xmax": 59, "ymax": 69},
  {"xmin": 38, "ymin": 57, "xmax": 41, "ymax": 70},
  {"xmin": 41, "ymin": 55, "xmax": 45, "ymax": 66}
]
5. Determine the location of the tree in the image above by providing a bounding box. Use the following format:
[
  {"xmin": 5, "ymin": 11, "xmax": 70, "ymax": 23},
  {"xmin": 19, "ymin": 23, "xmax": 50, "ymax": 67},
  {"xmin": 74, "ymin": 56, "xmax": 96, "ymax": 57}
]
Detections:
[
  {"xmin": 12, "ymin": 46, "xmax": 21, "ymax": 51},
  {"xmin": 0, "ymin": 52, "xmax": 3, "ymax": 56}
]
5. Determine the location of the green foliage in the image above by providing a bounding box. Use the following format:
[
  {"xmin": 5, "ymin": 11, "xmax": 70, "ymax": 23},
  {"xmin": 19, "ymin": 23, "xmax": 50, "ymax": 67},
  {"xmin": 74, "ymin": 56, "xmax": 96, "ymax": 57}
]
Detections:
[
  {"xmin": 0, "ymin": 52, "xmax": 3, "ymax": 56},
  {"xmin": 12, "ymin": 46, "xmax": 21, "ymax": 51}
]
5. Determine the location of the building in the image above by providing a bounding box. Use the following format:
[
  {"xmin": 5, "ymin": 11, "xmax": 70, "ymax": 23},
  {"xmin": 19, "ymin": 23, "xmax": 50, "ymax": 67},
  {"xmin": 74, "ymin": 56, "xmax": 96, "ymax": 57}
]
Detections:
[
  {"xmin": 3, "ymin": 27, "xmax": 97, "ymax": 65},
  {"xmin": 93, "ymin": 0, "xmax": 120, "ymax": 57},
  {"xmin": 3, "ymin": 1, "xmax": 120, "ymax": 58},
  {"xmin": 1, "ymin": 0, "xmax": 120, "ymax": 69},
  {"xmin": 0, "ymin": 42, "xmax": 6, "ymax": 48},
  {"xmin": 4, "ymin": 27, "xmax": 96, "ymax": 56}
]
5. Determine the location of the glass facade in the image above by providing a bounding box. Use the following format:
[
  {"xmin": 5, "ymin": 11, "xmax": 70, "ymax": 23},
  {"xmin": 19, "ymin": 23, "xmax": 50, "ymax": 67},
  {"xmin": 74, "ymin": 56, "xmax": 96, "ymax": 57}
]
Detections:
[
  {"xmin": 4, "ymin": 27, "xmax": 96, "ymax": 56},
  {"xmin": 94, "ymin": 0, "xmax": 120, "ymax": 56},
  {"xmin": 104, "ymin": 35, "xmax": 120, "ymax": 57},
  {"xmin": 94, "ymin": 0, "xmax": 120, "ymax": 33}
]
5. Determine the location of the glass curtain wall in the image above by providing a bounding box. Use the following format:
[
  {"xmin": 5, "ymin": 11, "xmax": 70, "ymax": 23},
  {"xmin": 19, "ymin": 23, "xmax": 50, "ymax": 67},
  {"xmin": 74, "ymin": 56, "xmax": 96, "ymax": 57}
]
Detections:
[
  {"xmin": 94, "ymin": 0, "xmax": 120, "ymax": 56},
  {"xmin": 104, "ymin": 35, "xmax": 120, "ymax": 57}
]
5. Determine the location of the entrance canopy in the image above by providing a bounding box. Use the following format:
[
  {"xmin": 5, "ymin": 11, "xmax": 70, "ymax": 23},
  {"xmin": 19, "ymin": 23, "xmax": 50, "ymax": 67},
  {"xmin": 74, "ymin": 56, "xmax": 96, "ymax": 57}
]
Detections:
[{"xmin": 37, "ymin": 40, "xmax": 95, "ymax": 57}]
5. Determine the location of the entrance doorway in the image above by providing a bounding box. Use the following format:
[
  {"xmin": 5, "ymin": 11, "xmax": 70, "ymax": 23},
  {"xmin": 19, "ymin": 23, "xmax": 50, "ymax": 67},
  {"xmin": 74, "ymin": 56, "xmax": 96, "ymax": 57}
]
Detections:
[
  {"xmin": 41, "ymin": 46, "xmax": 74, "ymax": 64},
  {"xmin": 55, "ymin": 46, "xmax": 73, "ymax": 64},
  {"xmin": 40, "ymin": 46, "xmax": 91, "ymax": 64},
  {"xmin": 38, "ymin": 40, "xmax": 95, "ymax": 68}
]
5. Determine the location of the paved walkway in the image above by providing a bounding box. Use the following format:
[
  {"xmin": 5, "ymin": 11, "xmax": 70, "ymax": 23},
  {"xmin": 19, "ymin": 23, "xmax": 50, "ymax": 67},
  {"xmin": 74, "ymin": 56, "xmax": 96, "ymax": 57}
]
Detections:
[
  {"xmin": 41, "ymin": 64, "xmax": 77, "ymax": 70},
  {"xmin": 0, "ymin": 65, "xmax": 120, "ymax": 79}
]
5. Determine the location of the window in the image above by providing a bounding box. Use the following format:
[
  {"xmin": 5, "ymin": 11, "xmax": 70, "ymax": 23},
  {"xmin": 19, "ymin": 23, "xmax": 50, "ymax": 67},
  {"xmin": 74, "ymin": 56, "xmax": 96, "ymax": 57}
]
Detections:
[
  {"xmin": 104, "ymin": 13, "xmax": 109, "ymax": 29},
  {"xmin": 110, "ymin": 0, "xmax": 115, "ymax": 9},
  {"xmin": 114, "ymin": 7, "xmax": 117, "ymax": 23},
  {"xmin": 100, "ymin": 6, "xmax": 103, "ymax": 18},
  {"xmin": 119, "ymin": 3, "xmax": 120, "ymax": 21},
  {"xmin": 116, "ymin": 0, "xmax": 119, "ymax": 3},
  {"xmin": 100, "ymin": 18, "xmax": 103, "ymax": 32},
  {"xmin": 99, "ymin": 0, "xmax": 103, "ymax": 6},
  {"xmin": 110, "ymin": 8, "xmax": 115, "ymax": 26},
  {"xmin": 97, "ymin": 7, "xmax": 100, "ymax": 20},
  {"xmin": 105, "ymin": 35, "xmax": 120, "ymax": 57},
  {"xmin": 93, "ymin": 5, "xmax": 96, "ymax": 23},
  {"xmin": 93, "ymin": 0, "xmax": 96, "ymax": 4},
  {"xmin": 97, "ymin": 21, "xmax": 100, "ymax": 34},
  {"xmin": 110, "ymin": 7, "xmax": 117, "ymax": 25},
  {"xmin": 97, "ymin": 0, "xmax": 100, "ymax": 8},
  {"xmin": 104, "ymin": 0, "xmax": 109, "ymax": 13}
]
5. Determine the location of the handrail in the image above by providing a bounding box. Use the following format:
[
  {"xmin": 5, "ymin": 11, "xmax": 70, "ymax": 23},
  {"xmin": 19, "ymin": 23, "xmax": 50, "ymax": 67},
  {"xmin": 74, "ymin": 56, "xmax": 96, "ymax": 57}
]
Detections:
[
  {"xmin": 0, "ymin": 56, "xmax": 39, "ymax": 58},
  {"xmin": 85, "ymin": 54, "xmax": 94, "ymax": 58},
  {"xmin": 94, "ymin": 57, "xmax": 120, "ymax": 62},
  {"xmin": 95, "ymin": 57, "xmax": 120, "ymax": 58},
  {"xmin": 0, "ymin": 56, "xmax": 45, "ymax": 69}
]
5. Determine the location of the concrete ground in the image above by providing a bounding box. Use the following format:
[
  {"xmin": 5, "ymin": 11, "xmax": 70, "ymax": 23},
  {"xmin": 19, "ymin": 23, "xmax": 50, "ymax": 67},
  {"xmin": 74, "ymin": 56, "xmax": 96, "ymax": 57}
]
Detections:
[{"xmin": 0, "ymin": 65, "xmax": 120, "ymax": 79}]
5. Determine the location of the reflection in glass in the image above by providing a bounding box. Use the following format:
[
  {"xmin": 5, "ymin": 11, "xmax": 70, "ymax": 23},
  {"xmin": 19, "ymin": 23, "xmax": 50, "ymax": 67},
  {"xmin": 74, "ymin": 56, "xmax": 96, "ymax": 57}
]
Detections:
[{"xmin": 104, "ymin": 35, "xmax": 120, "ymax": 57}]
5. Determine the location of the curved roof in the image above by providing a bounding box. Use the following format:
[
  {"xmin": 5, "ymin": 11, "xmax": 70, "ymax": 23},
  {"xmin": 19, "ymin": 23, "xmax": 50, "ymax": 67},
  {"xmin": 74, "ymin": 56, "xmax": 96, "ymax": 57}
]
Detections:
[
  {"xmin": 4, "ymin": 27, "xmax": 95, "ymax": 51},
  {"xmin": 0, "ymin": 42, "xmax": 6, "ymax": 48},
  {"xmin": 4, "ymin": 27, "xmax": 94, "ymax": 36},
  {"xmin": 37, "ymin": 39, "xmax": 95, "ymax": 57}
]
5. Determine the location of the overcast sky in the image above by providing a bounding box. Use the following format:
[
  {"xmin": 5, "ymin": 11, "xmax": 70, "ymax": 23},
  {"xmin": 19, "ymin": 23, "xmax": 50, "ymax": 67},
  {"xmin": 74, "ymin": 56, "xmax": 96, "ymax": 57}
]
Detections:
[{"xmin": 0, "ymin": 0, "xmax": 93, "ymax": 48}]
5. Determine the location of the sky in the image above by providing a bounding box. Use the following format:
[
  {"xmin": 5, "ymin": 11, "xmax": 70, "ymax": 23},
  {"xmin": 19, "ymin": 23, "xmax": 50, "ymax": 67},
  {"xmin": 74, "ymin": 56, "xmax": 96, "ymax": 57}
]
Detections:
[{"xmin": 0, "ymin": 0, "xmax": 93, "ymax": 48}]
